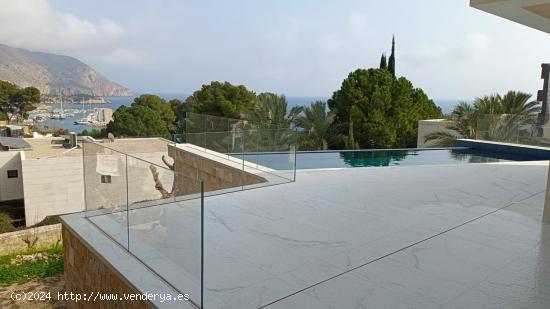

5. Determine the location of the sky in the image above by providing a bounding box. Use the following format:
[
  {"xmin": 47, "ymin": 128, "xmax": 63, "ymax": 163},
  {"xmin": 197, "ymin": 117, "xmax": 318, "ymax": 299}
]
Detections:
[{"xmin": 1, "ymin": 0, "xmax": 550, "ymax": 101}]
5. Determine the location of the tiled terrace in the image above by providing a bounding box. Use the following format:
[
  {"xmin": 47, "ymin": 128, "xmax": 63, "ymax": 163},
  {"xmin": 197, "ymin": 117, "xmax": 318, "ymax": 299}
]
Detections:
[{"xmin": 64, "ymin": 160, "xmax": 550, "ymax": 308}]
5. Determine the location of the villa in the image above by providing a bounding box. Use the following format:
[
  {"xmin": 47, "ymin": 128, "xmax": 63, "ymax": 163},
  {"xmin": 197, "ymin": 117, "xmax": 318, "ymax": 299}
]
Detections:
[{"xmin": 56, "ymin": 1, "xmax": 550, "ymax": 308}]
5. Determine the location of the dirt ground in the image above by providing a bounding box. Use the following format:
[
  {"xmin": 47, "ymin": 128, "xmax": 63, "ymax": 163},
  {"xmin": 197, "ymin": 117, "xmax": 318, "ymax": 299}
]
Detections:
[{"xmin": 0, "ymin": 275, "xmax": 66, "ymax": 309}]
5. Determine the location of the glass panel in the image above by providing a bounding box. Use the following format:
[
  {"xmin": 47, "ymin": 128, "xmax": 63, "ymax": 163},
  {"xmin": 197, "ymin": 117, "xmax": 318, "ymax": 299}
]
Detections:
[
  {"xmin": 126, "ymin": 155, "xmax": 203, "ymax": 305},
  {"xmin": 200, "ymin": 131, "xmax": 246, "ymax": 196},
  {"xmin": 82, "ymin": 141, "xmax": 129, "ymax": 249},
  {"xmin": 242, "ymin": 129, "xmax": 297, "ymax": 186},
  {"xmin": 477, "ymin": 114, "xmax": 537, "ymax": 145},
  {"xmin": 184, "ymin": 112, "xmax": 207, "ymax": 134},
  {"xmin": 82, "ymin": 141, "xmax": 204, "ymax": 307},
  {"xmin": 183, "ymin": 112, "xmax": 281, "ymax": 134}
]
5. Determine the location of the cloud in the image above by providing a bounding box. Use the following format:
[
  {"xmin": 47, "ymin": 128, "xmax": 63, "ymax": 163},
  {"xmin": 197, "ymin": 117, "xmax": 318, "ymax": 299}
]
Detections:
[
  {"xmin": 0, "ymin": 0, "xmax": 142, "ymax": 63},
  {"xmin": 463, "ymin": 32, "xmax": 491, "ymax": 60},
  {"xmin": 317, "ymin": 11, "xmax": 371, "ymax": 54},
  {"xmin": 347, "ymin": 12, "xmax": 368, "ymax": 34},
  {"xmin": 402, "ymin": 32, "xmax": 492, "ymax": 67},
  {"xmin": 98, "ymin": 48, "xmax": 146, "ymax": 64}
]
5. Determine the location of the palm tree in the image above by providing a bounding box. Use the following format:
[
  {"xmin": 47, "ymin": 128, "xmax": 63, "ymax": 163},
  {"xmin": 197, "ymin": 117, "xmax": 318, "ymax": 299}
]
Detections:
[
  {"xmin": 252, "ymin": 93, "xmax": 302, "ymax": 129},
  {"xmin": 424, "ymin": 101, "xmax": 477, "ymax": 147},
  {"xmin": 294, "ymin": 101, "xmax": 335, "ymax": 150},
  {"xmin": 500, "ymin": 91, "xmax": 540, "ymax": 115},
  {"xmin": 424, "ymin": 91, "xmax": 540, "ymax": 147},
  {"xmin": 247, "ymin": 93, "xmax": 303, "ymax": 151}
]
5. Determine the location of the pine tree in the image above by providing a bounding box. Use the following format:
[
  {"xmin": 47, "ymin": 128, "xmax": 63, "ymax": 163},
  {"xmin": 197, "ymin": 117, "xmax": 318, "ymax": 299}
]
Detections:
[
  {"xmin": 388, "ymin": 36, "xmax": 396, "ymax": 77},
  {"xmin": 345, "ymin": 111, "xmax": 360, "ymax": 149},
  {"xmin": 379, "ymin": 54, "xmax": 387, "ymax": 70}
]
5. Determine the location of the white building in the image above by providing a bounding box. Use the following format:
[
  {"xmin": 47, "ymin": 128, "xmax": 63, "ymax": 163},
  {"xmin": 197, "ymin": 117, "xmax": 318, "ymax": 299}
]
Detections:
[{"xmin": 0, "ymin": 136, "xmax": 172, "ymax": 226}]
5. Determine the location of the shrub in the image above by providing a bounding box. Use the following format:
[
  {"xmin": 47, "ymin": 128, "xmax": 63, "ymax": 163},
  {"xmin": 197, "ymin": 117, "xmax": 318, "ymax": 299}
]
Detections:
[
  {"xmin": 31, "ymin": 215, "xmax": 60, "ymax": 227},
  {"xmin": 0, "ymin": 212, "xmax": 14, "ymax": 233},
  {"xmin": 51, "ymin": 127, "xmax": 69, "ymax": 137}
]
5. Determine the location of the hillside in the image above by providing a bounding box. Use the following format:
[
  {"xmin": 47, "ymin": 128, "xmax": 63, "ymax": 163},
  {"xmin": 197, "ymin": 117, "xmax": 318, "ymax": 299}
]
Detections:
[{"xmin": 0, "ymin": 44, "xmax": 132, "ymax": 97}]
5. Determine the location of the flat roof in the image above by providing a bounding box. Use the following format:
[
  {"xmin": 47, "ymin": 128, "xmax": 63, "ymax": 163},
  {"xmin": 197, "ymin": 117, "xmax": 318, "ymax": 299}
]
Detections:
[
  {"xmin": 0, "ymin": 136, "xmax": 31, "ymax": 150},
  {"xmin": 23, "ymin": 137, "xmax": 171, "ymax": 160}
]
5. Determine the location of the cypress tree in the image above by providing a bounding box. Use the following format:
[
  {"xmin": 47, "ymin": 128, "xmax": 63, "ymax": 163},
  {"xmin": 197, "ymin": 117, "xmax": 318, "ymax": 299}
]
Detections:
[
  {"xmin": 379, "ymin": 54, "xmax": 387, "ymax": 70},
  {"xmin": 388, "ymin": 36, "xmax": 396, "ymax": 77}
]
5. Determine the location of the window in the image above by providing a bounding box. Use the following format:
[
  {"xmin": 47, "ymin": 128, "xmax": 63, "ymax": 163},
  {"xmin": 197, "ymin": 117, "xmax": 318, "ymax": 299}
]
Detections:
[
  {"xmin": 101, "ymin": 175, "xmax": 111, "ymax": 184},
  {"xmin": 7, "ymin": 170, "xmax": 18, "ymax": 179}
]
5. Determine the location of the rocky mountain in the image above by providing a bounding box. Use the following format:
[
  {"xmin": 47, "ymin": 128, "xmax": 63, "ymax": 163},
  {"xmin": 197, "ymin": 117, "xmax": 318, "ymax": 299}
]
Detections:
[{"xmin": 0, "ymin": 44, "xmax": 132, "ymax": 97}]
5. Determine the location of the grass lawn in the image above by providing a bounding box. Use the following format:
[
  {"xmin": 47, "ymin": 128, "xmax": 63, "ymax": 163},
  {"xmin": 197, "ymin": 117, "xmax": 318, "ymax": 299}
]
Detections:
[{"xmin": 0, "ymin": 246, "xmax": 63, "ymax": 286}]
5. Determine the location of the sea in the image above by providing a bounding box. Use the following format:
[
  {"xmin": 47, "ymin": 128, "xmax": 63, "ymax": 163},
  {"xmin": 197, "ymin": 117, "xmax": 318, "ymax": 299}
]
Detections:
[{"xmin": 38, "ymin": 94, "xmax": 459, "ymax": 133}]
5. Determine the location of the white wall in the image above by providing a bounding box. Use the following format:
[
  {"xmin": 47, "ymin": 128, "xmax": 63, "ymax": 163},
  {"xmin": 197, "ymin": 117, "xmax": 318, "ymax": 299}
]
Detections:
[
  {"xmin": 21, "ymin": 150, "xmax": 173, "ymax": 225},
  {"xmin": 83, "ymin": 151, "xmax": 172, "ymax": 212},
  {"xmin": 22, "ymin": 156, "xmax": 85, "ymax": 226},
  {"xmin": 0, "ymin": 151, "xmax": 24, "ymax": 201},
  {"xmin": 417, "ymin": 119, "xmax": 458, "ymax": 148}
]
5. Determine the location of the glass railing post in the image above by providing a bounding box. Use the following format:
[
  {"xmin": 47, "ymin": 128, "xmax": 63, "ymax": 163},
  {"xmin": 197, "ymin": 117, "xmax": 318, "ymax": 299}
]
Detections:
[
  {"xmin": 202, "ymin": 131, "xmax": 206, "ymax": 152},
  {"xmin": 256, "ymin": 130, "xmax": 259, "ymax": 165},
  {"xmin": 241, "ymin": 132, "xmax": 246, "ymax": 190},
  {"xmin": 200, "ymin": 180, "xmax": 204, "ymax": 309},
  {"xmin": 82, "ymin": 141, "xmax": 88, "ymax": 216},
  {"xmin": 294, "ymin": 128, "xmax": 298, "ymax": 182},
  {"xmin": 125, "ymin": 154, "xmax": 130, "ymax": 252},
  {"xmin": 516, "ymin": 123, "xmax": 520, "ymax": 144}
]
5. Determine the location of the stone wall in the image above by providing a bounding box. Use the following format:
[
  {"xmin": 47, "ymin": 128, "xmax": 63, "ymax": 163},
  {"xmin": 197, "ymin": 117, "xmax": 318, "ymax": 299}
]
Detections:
[
  {"xmin": 0, "ymin": 224, "xmax": 62, "ymax": 254},
  {"xmin": 62, "ymin": 225, "xmax": 149, "ymax": 309},
  {"xmin": 168, "ymin": 145, "xmax": 266, "ymax": 195}
]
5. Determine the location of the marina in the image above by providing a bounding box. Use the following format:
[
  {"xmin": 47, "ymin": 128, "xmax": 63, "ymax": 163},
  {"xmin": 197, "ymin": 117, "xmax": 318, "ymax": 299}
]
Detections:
[{"xmin": 27, "ymin": 96, "xmax": 132, "ymax": 132}]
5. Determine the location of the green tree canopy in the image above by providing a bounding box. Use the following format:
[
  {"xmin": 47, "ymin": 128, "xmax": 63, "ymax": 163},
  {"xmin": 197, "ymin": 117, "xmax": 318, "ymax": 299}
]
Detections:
[
  {"xmin": 132, "ymin": 94, "xmax": 176, "ymax": 132},
  {"xmin": 379, "ymin": 54, "xmax": 387, "ymax": 70},
  {"xmin": 388, "ymin": 36, "xmax": 396, "ymax": 77},
  {"xmin": 11, "ymin": 86, "xmax": 40, "ymax": 119},
  {"xmin": 185, "ymin": 81, "xmax": 257, "ymax": 119},
  {"xmin": 0, "ymin": 81, "xmax": 40, "ymax": 121},
  {"xmin": 106, "ymin": 105, "xmax": 170, "ymax": 138},
  {"xmin": 328, "ymin": 68, "xmax": 442, "ymax": 149},
  {"xmin": 0, "ymin": 81, "xmax": 17, "ymax": 112},
  {"xmin": 168, "ymin": 98, "xmax": 187, "ymax": 131}
]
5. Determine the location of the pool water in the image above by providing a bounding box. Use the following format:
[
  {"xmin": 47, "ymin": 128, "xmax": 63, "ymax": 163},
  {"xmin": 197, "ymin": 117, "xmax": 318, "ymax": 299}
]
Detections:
[{"xmin": 240, "ymin": 148, "xmax": 544, "ymax": 170}]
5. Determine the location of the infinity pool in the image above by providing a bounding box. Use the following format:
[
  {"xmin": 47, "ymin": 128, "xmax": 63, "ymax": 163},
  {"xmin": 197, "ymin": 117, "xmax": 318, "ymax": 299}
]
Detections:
[{"xmin": 240, "ymin": 148, "xmax": 545, "ymax": 170}]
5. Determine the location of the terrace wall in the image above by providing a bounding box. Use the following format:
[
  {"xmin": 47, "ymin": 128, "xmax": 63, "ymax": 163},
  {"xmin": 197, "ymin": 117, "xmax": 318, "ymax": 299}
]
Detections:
[
  {"xmin": 168, "ymin": 145, "xmax": 266, "ymax": 194},
  {"xmin": 62, "ymin": 225, "xmax": 148, "ymax": 309}
]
